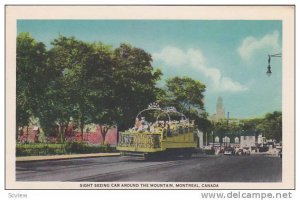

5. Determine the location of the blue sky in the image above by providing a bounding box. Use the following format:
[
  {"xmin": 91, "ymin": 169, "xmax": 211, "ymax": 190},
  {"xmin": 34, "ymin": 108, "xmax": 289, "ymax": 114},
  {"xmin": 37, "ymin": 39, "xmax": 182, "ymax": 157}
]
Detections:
[{"xmin": 17, "ymin": 20, "xmax": 282, "ymax": 119}]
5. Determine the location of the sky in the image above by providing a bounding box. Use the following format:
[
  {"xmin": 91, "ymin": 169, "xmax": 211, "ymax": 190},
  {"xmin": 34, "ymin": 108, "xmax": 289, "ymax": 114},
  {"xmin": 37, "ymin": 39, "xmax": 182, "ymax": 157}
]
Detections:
[{"xmin": 17, "ymin": 20, "xmax": 282, "ymax": 119}]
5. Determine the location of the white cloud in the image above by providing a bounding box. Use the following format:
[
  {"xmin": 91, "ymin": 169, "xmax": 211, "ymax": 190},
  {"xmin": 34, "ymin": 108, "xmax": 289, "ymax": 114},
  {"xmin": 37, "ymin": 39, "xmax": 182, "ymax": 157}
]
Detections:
[
  {"xmin": 219, "ymin": 77, "xmax": 248, "ymax": 92},
  {"xmin": 153, "ymin": 46, "xmax": 188, "ymax": 66},
  {"xmin": 238, "ymin": 31, "xmax": 280, "ymax": 61},
  {"xmin": 153, "ymin": 46, "xmax": 248, "ymax": 92}
]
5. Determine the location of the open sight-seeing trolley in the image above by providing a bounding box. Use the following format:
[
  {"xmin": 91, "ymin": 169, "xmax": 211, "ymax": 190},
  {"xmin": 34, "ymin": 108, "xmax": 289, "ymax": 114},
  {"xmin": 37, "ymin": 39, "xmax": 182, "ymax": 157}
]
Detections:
[{"xmin": 116, "ymin": 103, "xmax": 199, "ymax": 160}]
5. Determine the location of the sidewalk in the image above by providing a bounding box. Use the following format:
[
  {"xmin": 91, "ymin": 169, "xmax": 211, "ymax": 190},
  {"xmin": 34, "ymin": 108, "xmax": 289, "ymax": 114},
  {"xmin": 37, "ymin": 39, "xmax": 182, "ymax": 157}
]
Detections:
[{"xmin": 16, "ymin": 152, "xmax": 120, "ymax": 162}]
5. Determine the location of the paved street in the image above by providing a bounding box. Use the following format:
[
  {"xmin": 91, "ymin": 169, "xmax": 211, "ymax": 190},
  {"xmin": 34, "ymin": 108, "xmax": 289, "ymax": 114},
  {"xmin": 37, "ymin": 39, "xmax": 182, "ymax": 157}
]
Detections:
[{"xmin": 16, "ymin": 153, "xmax": 281, "ymax": 182}]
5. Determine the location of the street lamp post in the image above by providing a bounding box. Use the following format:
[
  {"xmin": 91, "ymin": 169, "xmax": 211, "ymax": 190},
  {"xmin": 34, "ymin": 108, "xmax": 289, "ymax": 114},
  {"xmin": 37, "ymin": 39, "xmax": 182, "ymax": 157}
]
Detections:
[
  {"xmin": 211, "ymin": 120, "xmax": 215, "ymax": 148},
  {"xmin": 266, "ymin": 53, "xmax": 282, "ymax": 76},
  {"xmin": 212, "ymin": 130, "xmax": 214, "ymax": 147},
  {"xmin": 226, "ymin": 112, "xmax": 229, "ymax": 147}
]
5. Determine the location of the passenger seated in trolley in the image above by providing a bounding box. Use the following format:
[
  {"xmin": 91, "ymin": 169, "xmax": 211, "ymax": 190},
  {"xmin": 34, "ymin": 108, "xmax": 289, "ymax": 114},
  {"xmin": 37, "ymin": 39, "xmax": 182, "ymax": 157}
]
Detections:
[
  {"xmin": 133, "ymin": 117, "xmax": 141, "ymax": 130},
  {"xmin": 133, "ymin": 117, "xmax": 180, "ymax": 136},
  {"xmin": 133, "ymin": 117, "xmax": 150, "ymax": 131},
  {"xmin": 166, "ymin": 121, "xmax": 172, "ymax": 136}
]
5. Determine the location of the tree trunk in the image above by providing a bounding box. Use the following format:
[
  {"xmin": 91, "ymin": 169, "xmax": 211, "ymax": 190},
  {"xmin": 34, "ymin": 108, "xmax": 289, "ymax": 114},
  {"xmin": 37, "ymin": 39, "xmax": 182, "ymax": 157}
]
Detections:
[
  {"xmin": 62, "ymin": 122, "xmax": 69, "ymax": 144},
  {"xmin": 58, "ymin": 123, "xmax": 62, "ymax": 143},
  {"xmin": 80, "ymin": 122, "xmax": 84, "ymax": 142},
  {"xmin": 58, "ymin": 123, "xmax": 66, "ymax": 144},
  {"xmin": 16, "ymin": 126, "xmax": 19, "ymax": 140},
  {"xmin": 26, "ymin": 126, "xmax": 29, "ymax": 142},
  {"xmin": 99, "ymin": 125, "xmax": 108, "ymax": 145},
  {"xmin": 61, "ymin": 124, "xmax": 65, "ymax": 143}
]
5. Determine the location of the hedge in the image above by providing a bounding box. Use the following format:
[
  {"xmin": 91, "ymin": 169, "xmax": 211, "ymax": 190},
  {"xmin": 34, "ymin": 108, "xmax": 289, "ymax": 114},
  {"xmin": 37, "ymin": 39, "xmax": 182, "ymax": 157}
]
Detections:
[
  {"xmin": 203, "ymin": 149, "xmax": 215, "ymax": 155},
  {"xmin": 16, "ymin": 142, "xmax": 116, "ymax": 157}
]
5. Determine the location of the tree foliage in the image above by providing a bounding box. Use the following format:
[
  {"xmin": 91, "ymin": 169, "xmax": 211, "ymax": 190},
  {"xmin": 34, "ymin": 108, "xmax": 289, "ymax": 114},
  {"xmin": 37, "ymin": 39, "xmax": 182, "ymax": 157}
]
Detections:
[
  {"xmin": 158, "ymin": 76, "xmax": 208, "ymax": 131},
  {"xmin": 162, "ymin": 76, "xmax": 205, "ymax": 111},
  {"xmin": 16, "ymin": 33, "xmax": 50, "ymax": 135},
  {"xmin": 113, "ymin": 44, "xmax": 162, "ymax": 130},
  {"xmin": 16, "ymin": 34, "xmax": 163, "ymax": 141},
  {"xmin": 256, "ymin": 111, "xmax": 282, "ymax": 142},
  {"xmin": 210, "ymin": 111, "xmax": 282, "ymax": 142}
]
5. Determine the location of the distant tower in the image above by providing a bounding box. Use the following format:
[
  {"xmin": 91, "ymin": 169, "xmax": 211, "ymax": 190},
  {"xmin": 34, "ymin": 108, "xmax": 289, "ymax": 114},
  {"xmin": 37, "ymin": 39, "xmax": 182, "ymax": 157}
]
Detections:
[{"xmin": 216, "ymin": 96, "xmax": 225, "ymax": 120}]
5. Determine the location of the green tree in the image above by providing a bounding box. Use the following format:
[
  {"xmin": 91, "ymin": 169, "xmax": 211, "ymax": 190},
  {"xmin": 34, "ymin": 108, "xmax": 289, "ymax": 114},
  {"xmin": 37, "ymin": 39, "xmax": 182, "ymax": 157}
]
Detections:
[
  {"xmin": 16, "ymin": 32, "xmax": 50, "ymax": 138},
  {"xmin": 240, "ymin": 118, "xmax": 261, "ymax": 132},
  {"xmin": 163, "ymin": 76, "xmax": 206, "ymax": 114},
  {"xmin": 257, "ymin": 111, "xmax": 282, "ymax": 142},
  {"xmin": 86, "ymin": 43, "xmax": 116, "ymax": 144},
  {"xmin": 49, "ymin": 36, "xmax": 99, "ymax": 141},
  {"xmin": 213, "ymin": 120, "xmax": 227, "ymax": 138},
  {"xmin": 158, "ymin": 76, "xmax": 207, "ymax": 130},
  {"xmin": 113, "ymin": 43, "xmax": 162, "ymax": 130},
  {"xmin": 37, "ymin": 65, "xmax": 73, "ymax": 141}
]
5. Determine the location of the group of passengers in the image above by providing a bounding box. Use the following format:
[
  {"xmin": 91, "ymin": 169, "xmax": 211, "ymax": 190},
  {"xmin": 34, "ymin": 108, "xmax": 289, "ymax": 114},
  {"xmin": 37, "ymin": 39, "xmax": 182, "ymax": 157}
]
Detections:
[{"xmin": 132, "ymin": 117, "xmax": 189, "ymax": 134}]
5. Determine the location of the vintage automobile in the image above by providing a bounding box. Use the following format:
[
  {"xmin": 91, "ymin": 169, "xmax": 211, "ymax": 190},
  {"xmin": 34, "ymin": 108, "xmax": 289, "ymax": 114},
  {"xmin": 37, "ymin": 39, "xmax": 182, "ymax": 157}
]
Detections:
[
  {"xmin": 235, "ymin": 148, "xmax": 250, "ymax": 156},
  {"xmin": 276, "ymin": 146, "xmax": 282, "ymax": 158},
  {"xmin": 116, "ymin": 103, "xmax": 199, "ymax": 160},
  {"xmin": 223, "ymin": 147, "xmax": 234, "ymax": 155},
  {"xmin": 278, "ymin": 149, "xmax": 282, "ymax": 158}
]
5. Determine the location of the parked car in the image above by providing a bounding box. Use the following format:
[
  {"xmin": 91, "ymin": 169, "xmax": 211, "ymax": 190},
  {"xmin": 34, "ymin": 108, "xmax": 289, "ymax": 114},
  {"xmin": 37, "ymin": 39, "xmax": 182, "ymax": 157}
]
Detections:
[
  {"xmin": 237, "ymin": 148, "xmax": 243, "ymax": 156},
  {"xmin": 278, "ymin": 150, "xmax": 282, "ymax": 158},
  {"xmin": 236, "ymin": 148, "xmax": 250, "ymax": 156},
  {"xmin": 224, "ymin": 147, "xmax": 234, "ymax": 155},
  {"xmin": 277, "ymin": 147, "xmax": 282, "ymax": 158}
]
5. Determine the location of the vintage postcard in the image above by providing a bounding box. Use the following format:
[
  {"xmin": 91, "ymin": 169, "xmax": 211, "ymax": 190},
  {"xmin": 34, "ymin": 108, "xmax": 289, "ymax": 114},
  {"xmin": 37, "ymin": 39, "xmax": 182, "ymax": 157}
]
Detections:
[{"xmin": 5, "ymin": 5, "xmax": 295, "ymax": 190}]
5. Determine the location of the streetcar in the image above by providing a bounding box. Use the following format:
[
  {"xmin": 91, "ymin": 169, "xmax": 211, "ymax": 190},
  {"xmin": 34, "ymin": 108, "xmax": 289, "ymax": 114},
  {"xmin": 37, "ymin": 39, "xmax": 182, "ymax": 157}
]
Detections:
[{"xmin": 116, "ymin": 103, "xmax": 199, "ymax": 160}]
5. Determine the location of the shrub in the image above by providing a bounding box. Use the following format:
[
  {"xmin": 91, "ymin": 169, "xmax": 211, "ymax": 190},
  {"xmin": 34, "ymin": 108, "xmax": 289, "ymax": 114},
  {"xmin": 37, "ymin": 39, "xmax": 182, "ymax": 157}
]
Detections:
[
  {"xmin": 204, "ymin": 149, "xmax": 215, "ymax": 155},
  {"xmin": 259, "ymin": 146, "xmax": 269, "ymax": 152},
  {"xmin": 16, "ymin": 143, "xmax": 66, "ymax": 156},
  {"xmin": 16, "ymin": 142, "xmax": 116, "ymax": 156}
]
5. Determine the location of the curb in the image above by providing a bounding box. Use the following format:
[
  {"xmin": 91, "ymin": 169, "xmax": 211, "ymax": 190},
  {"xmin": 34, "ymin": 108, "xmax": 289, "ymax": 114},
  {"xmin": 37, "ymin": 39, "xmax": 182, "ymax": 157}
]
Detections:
[{"xmin": 16, "ymin": 153, "xmax": 121, "ymax": 162}]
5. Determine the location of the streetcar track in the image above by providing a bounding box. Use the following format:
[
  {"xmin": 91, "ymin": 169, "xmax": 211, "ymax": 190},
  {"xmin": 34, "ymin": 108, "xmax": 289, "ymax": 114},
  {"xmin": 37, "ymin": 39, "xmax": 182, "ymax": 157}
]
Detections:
[
  {"xmin": 16, "ymin": 155, "xmax": 281, "ymax": 182},
  {"xmin": 16, "ymin": 155, "xmax": 203, "ymax": 178},
  {"xmin": 16, "ymin": 163, "xmax": 130, "ymax": 180},
  {"xmin": 16, "ymin": 158, "xmax": 125, "ymax": 176},
  {"xmin": 16, "ymin": 158, "xmax": 191, "ymax": 181},
  {"xmin": 65, "ymin": 160, "xmax": 187, "ymax": 182}
]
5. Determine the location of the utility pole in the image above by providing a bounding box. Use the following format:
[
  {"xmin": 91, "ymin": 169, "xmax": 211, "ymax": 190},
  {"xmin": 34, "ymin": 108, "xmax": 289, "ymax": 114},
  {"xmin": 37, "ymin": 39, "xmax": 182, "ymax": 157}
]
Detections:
[
  {"xmin": 226, "ymin": 112, "xmax": 229, "ymax": 147},
  {"xmin": 212, "ymin": 130, "xmax": 214, "ymax": 147}
]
